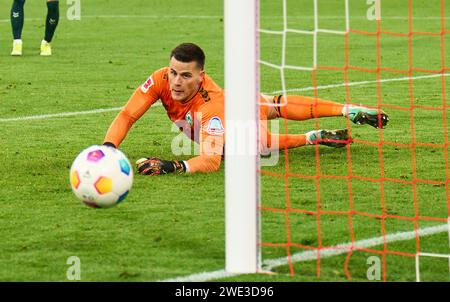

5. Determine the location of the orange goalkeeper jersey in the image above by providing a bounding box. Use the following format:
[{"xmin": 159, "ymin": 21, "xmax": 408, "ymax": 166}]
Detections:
[{"xmin": 104, "ymin": 67, "xmax": 226, "ymax": 173}]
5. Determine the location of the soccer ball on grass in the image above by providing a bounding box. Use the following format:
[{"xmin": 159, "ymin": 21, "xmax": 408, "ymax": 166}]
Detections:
[{"xmin": 69, "ymin": 145, "xmax": 133, "ymax": 208}]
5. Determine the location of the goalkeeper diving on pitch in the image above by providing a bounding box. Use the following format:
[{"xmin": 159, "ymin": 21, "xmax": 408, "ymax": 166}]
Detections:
[{"xmin": 103, "ymin": 43, "xmax": 389, "ymax": 175}]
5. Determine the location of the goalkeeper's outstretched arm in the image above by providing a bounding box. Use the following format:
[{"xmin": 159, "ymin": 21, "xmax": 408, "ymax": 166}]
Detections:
[
  {"xmin": 136, "ymin": 124, "xmax": 224, "ymax": 175},
  {"xmin": 103, "ymin": 87, "xmax": 157, "ymax": 148},
  {"xmin": 133, "ymin": 99, "xmax": 225, "ymax": 175}
]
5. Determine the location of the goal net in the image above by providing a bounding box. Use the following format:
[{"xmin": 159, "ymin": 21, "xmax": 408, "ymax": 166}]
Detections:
[{"xmin": 226, "ymin": 0, "xmax": 450, "ymax": 281}]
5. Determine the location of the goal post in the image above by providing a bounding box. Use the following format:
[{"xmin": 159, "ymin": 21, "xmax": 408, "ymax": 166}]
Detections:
[
  {"xmin": 223, "ymin": 0, "xmax": 450, "ymax": 281},
  {"xmin": 224, "ymin": 0, "xmax": 260, "ymax": 273}
]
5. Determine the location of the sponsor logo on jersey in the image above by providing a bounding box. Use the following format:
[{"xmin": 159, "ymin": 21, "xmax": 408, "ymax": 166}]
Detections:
[
  {"xmin": 185, "ymin": 111, "xmax": 193, "ymax": 126},
  {"xmin": 141, "ymin": 75, "xmax": 154, "ymax": 93},
  {"xmin": 206, "ymin": 116, "xmax": 224, "ymax": 135}
]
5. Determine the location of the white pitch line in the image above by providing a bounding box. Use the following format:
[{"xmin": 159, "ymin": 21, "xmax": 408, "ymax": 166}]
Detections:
[
  {"xmin": 0, "ymin": 104, "xmax": 163, "ymax": 123},
  {"xmin": 1, "ymin": 15, "xmax": 449, "ymax": 23},
  {"xmin": 0, "ymin": 107, "xmax": 123, "ymax": 122},
  {"xmin": 2, "ymin": 73, "xmax": 448, "ymax": 123},
  {"xmin": 0, "ymin": 15, "xmax": 221, "ymax": 22},
  {"xmin": 161, "ymin": 270, "xmax": 240, "ymax": 283},
  {"xmin": 161, "ymin": 223, "xmax": 449, "ymax": 282},
  {"xmin": 266, "ymin": 73, "xmax": 450, "ymax": 95},
  {"xmin": 263, "ymin": 223, "xmax": 448, "ymax": 270}
]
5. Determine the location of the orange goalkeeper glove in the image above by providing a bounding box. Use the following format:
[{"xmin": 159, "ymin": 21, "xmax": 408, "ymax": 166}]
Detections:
[{"xmin": 136, "ymin": 158, "xmax": 186, "ymax": 176}]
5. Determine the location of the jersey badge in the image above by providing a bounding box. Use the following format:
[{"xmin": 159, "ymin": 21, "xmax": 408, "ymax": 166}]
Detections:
[
  {"xmin": 206, "ymin": 116, "xmax": 225, "ymax": 135},
  {"xmin": 185, "ymin": 111, "xmax": 193, "ymax": 126},
  {"xmin": 141, "ymin": 75, "xmax": 154, "ymax": 93}
]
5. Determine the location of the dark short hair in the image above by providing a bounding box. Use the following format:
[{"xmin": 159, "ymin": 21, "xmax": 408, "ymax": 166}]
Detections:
[{"xmin": 170, "ymin": 43, "xmax": 205, "ymax": 69}]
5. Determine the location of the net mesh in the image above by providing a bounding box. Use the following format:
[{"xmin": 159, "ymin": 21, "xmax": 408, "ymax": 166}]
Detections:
[{"xmin": 258, "ymin": 0, "xmax": 450, "ymax": 281}]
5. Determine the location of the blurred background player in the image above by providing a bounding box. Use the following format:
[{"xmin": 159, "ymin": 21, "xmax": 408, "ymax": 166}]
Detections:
[
  {"xmin": 10, "ymin": 0, "xmax": 59, "ymax": 56},
  {"xmin": 103, "ymin": 43, "xmax": 389, "ymax": 175}
]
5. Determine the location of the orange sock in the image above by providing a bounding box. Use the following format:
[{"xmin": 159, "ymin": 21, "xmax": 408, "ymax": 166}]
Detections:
[
  {"xmin": 275, "ymin": 95, "xmax": 344, "ymax": 121},
  {"xmin": 267, "ymin": 134, "xmax": 307, "ymax": 151}
]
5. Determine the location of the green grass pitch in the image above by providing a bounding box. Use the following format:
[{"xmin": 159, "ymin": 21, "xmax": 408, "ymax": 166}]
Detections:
[{"xmin": 0, "ymin": 0, "xmax": 449, "ymax": 281}]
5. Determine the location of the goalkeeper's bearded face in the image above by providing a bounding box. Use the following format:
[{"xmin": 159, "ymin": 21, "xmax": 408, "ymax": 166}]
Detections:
[{"xmin": 168, "ymin": 57, "xmax": 204, "ymax": 103}]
